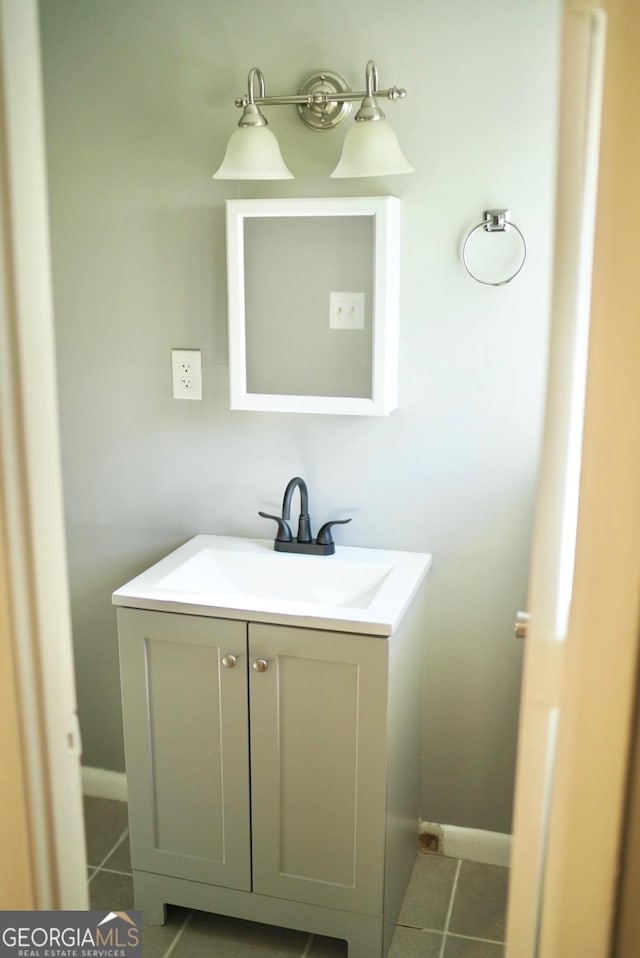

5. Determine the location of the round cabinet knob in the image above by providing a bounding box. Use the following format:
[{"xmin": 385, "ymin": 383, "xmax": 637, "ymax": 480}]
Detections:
[
  {"xmin": 222, "ymin": 654, "xmax": 237, "ymax": 669},
  {"xmin": 252, "ymin": 659, "xmax": 269, "ymax": 673}
]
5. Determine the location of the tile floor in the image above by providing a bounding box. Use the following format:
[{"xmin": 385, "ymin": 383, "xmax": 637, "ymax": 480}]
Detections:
[{"xmin": 85, "ymin": 797, "xmax": 508, "ymax": 958}]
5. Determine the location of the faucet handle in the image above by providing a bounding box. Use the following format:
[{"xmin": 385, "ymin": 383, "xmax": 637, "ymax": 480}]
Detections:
[
  {"xmin": 258, "ymin": 512, "xmax": 293, "ymax": 542},
  {"xmin": 316, "ymin": 518, "xmax": 352, "ymax": 546}
]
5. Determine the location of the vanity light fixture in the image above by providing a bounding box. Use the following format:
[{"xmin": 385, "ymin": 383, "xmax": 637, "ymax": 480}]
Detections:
[
  {"xmin": 212, "ymin": 60, "xmax": 413, "ymax": 180},
  {"xmin": 213, "ymin": 68, "xmax": 294, "ymax": 180}
]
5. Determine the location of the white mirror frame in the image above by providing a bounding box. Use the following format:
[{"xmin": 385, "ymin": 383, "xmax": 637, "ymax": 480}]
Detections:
[{"xmin": 225, "ymin": 196, "xmax": 400, "ymax": 415}]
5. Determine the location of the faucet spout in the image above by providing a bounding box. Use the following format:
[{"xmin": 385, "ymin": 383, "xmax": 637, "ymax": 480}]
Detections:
[{"xmin": 282, "ymin": 476, "xmax": 311, "ymax": 542}]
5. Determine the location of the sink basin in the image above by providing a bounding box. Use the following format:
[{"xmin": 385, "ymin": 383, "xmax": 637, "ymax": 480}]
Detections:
[
  {"xmin": 157, "ymin": 548, "xmax": 392, "ymax": 609},
  {"xmin": 112, "ymin": 535, "xmax": 431, "ymax": 636}
]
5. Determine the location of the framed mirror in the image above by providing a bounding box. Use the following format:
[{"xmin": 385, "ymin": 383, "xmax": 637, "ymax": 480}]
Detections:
[{"xmin": 225, "ymin": 196, "xmax": 400, "ymax": 415}]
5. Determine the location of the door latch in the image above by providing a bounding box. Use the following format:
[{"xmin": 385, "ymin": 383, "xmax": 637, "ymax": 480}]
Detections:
[{"xmin": 514, "ymin": 611, "xmax": 530, "ymax": 640}]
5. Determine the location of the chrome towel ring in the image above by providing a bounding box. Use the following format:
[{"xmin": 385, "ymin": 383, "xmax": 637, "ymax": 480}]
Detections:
[{"xmin": 462, "ymin": 209, "xmax": 527, "ymax": 286}]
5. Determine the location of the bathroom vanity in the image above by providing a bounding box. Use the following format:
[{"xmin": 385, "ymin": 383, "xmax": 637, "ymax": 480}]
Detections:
[{"xmin": 113, "ymin": 536, "xmax": 431, "ymax": 958}]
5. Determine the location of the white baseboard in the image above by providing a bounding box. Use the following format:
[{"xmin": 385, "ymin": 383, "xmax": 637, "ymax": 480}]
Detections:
[
  {"xmin": 82, "ymin": 766, "xmax": 128, "ymax": 802},
  {"xmin": 420, "ymin": 821, "xmax": 511, "ymax": 868}
]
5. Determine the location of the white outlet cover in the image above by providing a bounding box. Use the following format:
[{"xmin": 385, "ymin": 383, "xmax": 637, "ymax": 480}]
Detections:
[
  {"xmin": 171, "ymin": 348, "xmax": 202, "ymax": 400},
  {"xmin": 329, "ymin": 291, "xmax": 365, "ymax": 330}
]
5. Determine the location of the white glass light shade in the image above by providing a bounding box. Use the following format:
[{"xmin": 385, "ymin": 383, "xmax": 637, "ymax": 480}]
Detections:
[
  {"xmin": 331, "ymin": 120, "xmax": 414, "ymax": 179},
  {"xmin": 213, "ymin": 125, "xmax": 294, "ymax": 180}
]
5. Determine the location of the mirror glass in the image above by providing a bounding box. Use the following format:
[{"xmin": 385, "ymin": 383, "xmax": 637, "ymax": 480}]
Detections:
[
  {"xmin": 244, "ymin": 216, "xmax": 374, "ymax": 399},
  {"xmin": 226, "ymin": 197, "xmax": 400, "ymax": 416}
]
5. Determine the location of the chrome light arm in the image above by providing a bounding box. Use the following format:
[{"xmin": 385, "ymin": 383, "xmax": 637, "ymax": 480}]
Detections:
[
  {"xmin": 234, "ymin": 86, "xmax": 407, "ymax": 109},
  {"xmin": 231, "ymin": 61, "xmax": 407, "ymax": 131}
]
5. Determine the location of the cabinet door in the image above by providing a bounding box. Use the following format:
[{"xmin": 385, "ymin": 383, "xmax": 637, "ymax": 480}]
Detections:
[
  {"xmin": 249, "ymin": 624, "xmax": 389, "ymax": 915},
  {"xmin": 118, "ymin": 609, "xmax": 250, "ymax": 890}
]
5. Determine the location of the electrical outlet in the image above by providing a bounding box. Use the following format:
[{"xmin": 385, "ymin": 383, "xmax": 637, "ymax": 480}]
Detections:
[
  {"xmin": 329, "ymin": 291, "xmax": 365, "ymax": 330},
  {"xmin": 171, "ymin": 349, "xmax": 202, "ymax": 400}
]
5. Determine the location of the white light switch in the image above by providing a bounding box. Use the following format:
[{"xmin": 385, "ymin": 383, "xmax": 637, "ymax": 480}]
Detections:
[
  {"xmin": 329, "ymin": 292, "xmax": 365, "ymax": 330},
  {"xmin": 171, "ymin": 349, "xmax": 202, "ymax": 400}
]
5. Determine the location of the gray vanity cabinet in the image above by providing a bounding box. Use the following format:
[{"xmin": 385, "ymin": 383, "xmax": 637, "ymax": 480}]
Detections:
[
  {"xmin": 117, "ymin": 603, "xmax": 423, "ymax": 958},
  {"xmin": 117, "ymin": 610, "xmax": 251, "ymax": 891},
  {"xmin": 248, "ymin": 623, "xmax": 388, "ymax": 914}
]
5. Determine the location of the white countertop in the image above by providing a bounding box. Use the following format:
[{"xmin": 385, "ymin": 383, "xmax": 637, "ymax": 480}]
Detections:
[{"xmin": 112, "ymin": 534, "xmax": 432, "ymax": 637}]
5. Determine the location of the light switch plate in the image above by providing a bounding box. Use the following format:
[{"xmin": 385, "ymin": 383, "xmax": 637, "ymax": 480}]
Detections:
[
  {"xmin": 171, "ymin": 349, "xmax": 202, "ymax": 400},
  {"xmin": 329, "ymin": 292, "xmax": 365, "ymax": 330}
]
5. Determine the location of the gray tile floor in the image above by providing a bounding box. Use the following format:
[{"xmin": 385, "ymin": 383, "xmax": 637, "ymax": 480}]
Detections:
[{"xmin": 85, "ymin": 797, "xmax": 507, "ymax": 958}]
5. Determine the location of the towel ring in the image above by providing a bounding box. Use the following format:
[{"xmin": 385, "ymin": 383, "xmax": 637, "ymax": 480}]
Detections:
[{"xmin": 462, "ymin": 209, "xmax": 527, "ymax": 287}]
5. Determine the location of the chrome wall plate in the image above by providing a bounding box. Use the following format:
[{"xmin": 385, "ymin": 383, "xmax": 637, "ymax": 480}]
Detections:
[{"xmin": 297, "ymin": 70, "xmax": 352, "ymax": 130}]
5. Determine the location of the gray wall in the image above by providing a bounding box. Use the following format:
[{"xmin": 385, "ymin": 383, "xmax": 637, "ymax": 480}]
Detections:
[{"xmin": 39, "ymin": 0, "xmax": 560, "ymax": 833}]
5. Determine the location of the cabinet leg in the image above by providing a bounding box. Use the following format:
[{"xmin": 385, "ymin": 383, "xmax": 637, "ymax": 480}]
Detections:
[
  {"xmin": 345, "ymin": 923, "xmax": 383, "ymax": 958},
  {"xmin": 132, "ymin": 874, "xmax": 167, "ymax": 925},
  {"xmin": 141, "ymin": 902, "xmax": 167, "ymax": 926}
]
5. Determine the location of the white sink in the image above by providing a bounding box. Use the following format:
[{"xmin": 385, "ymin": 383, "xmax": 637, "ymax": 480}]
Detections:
[
  {"xmin": 112, "ymin": 535, "xmax": 431, "ymax": 636},
  {"xmin": 156, "ymin": 548, "xmax": 392, "ymax": 609}
]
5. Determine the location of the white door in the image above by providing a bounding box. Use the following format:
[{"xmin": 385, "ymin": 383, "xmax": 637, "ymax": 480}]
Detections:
[
  {"xmin": 505, "ymin": 8, "xmax": 606, "ymax": 956},
  {"xmin": 0, "ymin": 0, "xmax": 88, "ymax": 906}
]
